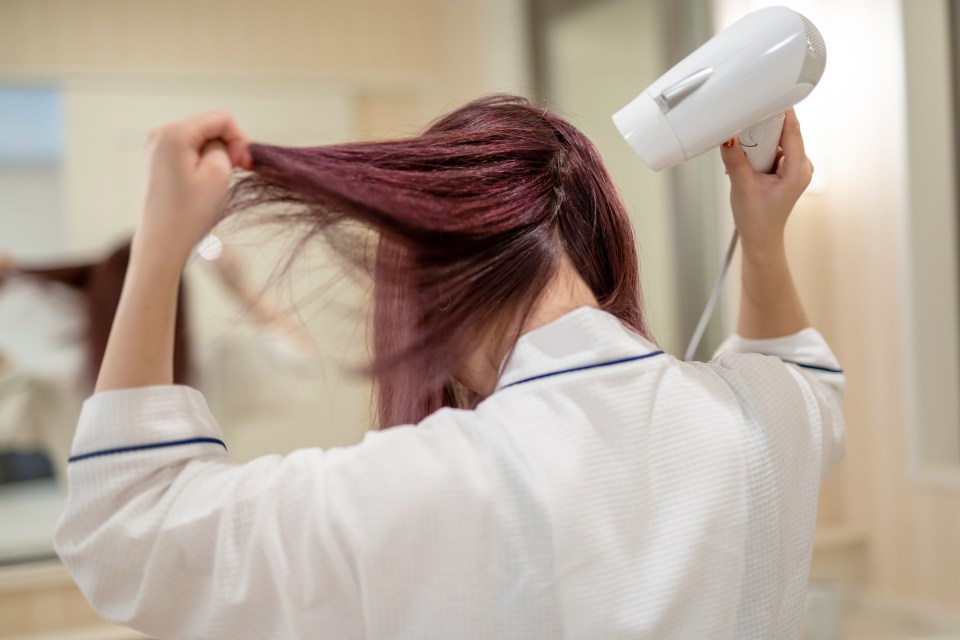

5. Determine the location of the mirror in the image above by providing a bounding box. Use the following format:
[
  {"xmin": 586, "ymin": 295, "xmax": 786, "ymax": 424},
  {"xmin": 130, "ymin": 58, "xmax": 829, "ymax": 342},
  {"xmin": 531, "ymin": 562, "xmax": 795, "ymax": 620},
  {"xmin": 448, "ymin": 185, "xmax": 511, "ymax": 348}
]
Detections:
[{"xmin": 0, "ymin": 85, "xmax": 71, "ymax": 564}]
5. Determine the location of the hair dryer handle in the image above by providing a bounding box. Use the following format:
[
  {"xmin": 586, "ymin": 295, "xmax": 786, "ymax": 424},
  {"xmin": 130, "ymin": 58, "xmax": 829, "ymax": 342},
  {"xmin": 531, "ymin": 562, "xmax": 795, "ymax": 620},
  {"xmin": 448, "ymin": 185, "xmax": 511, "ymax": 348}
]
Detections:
[{"xmin": 737, "ymin": 113, "xmax": 786, "ymax": 173}]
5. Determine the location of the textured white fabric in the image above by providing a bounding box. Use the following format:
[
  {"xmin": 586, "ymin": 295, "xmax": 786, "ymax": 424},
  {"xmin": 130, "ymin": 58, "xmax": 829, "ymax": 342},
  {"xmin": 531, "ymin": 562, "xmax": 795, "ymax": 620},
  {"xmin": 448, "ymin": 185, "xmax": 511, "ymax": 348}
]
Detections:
[{"xmin": 54, "ymin": 307, "xmax": 845, "ymax": 639}]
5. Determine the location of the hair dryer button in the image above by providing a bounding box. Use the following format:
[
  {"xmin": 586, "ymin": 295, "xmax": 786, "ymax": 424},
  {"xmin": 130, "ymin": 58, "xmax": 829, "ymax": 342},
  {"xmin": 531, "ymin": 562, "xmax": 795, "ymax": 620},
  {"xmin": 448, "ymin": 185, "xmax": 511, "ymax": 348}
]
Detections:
[{"xmin": 656, "ymin": 67, "xmax": 714, "ymax": 113}]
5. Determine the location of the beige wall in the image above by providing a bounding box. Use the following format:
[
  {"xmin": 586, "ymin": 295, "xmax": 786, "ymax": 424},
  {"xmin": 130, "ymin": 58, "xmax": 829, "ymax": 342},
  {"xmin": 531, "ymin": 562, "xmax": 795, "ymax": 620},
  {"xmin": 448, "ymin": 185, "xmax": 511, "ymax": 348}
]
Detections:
[
  {"xmin": 900, "ymin": 0, "xmax": 960, "ymax": 474},
  {"xmin": 0, "ymin": 0, "xmax": 522, "ymax": 101},
  {"xmin": 869, "ymin": 0, "xmax": 960, "ymax": 609},
  {"xmin": 0, "ymin": 0, "xmax": 531, "ymax": 129}
]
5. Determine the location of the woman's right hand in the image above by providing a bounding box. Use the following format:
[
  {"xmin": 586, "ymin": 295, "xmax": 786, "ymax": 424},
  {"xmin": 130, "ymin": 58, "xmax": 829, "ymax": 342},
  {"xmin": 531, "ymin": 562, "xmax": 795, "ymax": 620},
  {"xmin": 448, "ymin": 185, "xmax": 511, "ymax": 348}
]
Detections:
[{"xmin": 719, "ymin": 109, "xmax": 814, "ymax": 257}]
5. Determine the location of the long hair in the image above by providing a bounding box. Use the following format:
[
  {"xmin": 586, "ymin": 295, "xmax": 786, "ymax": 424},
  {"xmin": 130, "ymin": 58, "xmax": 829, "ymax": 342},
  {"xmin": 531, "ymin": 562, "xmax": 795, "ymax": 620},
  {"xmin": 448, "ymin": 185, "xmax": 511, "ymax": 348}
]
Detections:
[{"xmin": 227, "ymin": 95, "xmax": 647, "ymax": 428}]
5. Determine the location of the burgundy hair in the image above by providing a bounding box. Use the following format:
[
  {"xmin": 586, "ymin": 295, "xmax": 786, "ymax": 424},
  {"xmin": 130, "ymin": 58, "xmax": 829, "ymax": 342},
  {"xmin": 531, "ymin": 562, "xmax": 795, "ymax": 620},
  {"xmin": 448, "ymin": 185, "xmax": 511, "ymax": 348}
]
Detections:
[{"xmin": 228, "ymin": 95, "xmax": 647, "ymax": 428}]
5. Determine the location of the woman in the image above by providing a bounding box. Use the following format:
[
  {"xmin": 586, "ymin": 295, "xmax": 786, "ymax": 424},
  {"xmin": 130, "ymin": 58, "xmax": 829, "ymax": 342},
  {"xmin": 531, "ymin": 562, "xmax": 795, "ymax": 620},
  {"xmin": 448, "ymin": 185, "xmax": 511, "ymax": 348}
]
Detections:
[{"xmin": 54, "ymin": 96, "xmax": 844, "ymax": 639}]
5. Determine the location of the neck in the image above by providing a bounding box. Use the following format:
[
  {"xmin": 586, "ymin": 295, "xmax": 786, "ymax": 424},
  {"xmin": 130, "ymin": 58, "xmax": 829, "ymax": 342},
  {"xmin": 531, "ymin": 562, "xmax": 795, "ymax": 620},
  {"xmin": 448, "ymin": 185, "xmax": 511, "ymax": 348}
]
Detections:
[
  {"xmin": 459, "ymin": 258, "xmax": 599, "ymax": 396},
  {"xmin": 521, "ymin": 261, "xmax": 599, "ymax": 335}
]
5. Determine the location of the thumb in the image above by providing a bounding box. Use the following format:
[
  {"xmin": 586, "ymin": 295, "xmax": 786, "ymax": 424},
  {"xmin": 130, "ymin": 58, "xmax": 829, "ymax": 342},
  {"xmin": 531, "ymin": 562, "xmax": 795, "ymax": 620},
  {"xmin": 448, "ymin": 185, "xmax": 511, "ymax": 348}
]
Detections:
[{"xmin": 719, "ymin": 137, "xmax": 754, "ymax": 181}]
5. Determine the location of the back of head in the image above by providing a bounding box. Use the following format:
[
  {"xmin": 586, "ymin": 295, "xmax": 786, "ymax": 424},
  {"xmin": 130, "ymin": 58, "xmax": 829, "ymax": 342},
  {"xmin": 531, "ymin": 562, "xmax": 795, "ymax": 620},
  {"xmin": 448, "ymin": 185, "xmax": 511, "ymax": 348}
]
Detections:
[{"xmin": 228, "ymin": 95, "xmax": 647, "ymax": 427}]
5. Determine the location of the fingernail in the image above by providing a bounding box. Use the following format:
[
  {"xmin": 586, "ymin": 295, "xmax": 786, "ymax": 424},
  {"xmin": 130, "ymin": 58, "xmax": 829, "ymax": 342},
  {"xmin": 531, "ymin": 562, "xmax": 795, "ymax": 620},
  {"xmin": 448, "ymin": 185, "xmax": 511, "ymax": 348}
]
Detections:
[{"xmin": 722, "ymin": 138, "xmax": 736, "ymax": 148}]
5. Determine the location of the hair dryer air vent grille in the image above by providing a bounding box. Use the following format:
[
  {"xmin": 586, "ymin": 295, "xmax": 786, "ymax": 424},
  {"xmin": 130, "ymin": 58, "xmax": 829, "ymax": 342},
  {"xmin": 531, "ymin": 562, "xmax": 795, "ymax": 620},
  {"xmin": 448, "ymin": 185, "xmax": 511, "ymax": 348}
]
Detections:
[{"xmin": 798, "ymin": 13, "xmax": 827, "ymax": 85}]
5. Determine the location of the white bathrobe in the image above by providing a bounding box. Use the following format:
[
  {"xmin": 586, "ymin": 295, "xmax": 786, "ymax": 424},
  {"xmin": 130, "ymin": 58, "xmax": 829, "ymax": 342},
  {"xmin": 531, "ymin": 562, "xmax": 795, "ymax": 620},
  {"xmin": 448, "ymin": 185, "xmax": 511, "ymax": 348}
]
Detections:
[{"xmin": 54, "ymin": 306, "xmax": 845, "ymax": 639}]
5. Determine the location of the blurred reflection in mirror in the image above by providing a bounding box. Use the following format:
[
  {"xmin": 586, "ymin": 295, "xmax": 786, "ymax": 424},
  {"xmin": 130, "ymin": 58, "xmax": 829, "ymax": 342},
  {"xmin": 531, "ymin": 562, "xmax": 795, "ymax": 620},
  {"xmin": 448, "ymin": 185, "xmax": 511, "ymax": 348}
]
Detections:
[
  {"xmin": 0, "ymin": 84, "xmax": 70, "ymax": 564},
  {"xmin": 1, "ymin": 209, "xmax": 323, "ymax": 566}
]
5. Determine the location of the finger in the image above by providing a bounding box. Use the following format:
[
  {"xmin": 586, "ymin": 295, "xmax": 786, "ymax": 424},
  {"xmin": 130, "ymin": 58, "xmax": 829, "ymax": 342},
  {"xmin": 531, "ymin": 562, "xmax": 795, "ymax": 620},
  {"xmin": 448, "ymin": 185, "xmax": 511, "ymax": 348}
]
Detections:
[
  {"xmin": 188, "ymin": 111, "xmax": 252, "ymax": 170},
  {"xmin": 771, "ymin": 145, "xmax": 785, "ymax": 176},
  {"xmin": 719, "ymin": 137, "xmax": 754, "ymax": 181},
  {"xmin": 778, "ymin": 109, "xmax": 807, "ymax": 177}
]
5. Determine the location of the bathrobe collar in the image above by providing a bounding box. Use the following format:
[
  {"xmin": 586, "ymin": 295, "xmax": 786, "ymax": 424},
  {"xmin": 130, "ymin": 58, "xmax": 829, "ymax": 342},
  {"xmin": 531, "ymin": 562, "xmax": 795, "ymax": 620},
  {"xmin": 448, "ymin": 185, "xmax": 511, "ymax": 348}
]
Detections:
[{"xmin": 495, "ymin": 306, "xmax": 662, "ymax": 392}]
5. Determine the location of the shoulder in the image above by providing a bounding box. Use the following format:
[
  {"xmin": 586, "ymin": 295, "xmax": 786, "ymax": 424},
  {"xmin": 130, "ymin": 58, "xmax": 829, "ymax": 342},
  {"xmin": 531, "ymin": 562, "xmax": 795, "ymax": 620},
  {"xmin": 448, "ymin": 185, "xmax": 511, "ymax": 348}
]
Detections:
[
  {"xmin": 323, "ymin": 407, "xmax": 495, "ymax": 517},
  {"xmin": 704, "ymin": 351, "xmax": 813, "ymax": 422}
]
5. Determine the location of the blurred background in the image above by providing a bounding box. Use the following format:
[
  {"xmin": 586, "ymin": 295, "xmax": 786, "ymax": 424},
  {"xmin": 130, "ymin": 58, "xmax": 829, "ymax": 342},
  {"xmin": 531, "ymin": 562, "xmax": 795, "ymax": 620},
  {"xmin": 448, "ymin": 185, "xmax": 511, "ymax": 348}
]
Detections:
[{"xmin": 0, "ymin": 0, "xmax": 958, "ymax": 638}]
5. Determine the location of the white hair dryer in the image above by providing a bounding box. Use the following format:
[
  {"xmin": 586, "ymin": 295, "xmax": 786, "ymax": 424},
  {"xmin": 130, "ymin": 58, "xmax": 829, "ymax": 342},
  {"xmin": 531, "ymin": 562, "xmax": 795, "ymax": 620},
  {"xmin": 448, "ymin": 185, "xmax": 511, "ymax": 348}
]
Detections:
[
  {"xmin": 613, "ymin": 5, "xmax": 826, "ymax": 173},
  {"xmin": 612, "ymin": 6, "xmax": 827, "ymax": 360}
]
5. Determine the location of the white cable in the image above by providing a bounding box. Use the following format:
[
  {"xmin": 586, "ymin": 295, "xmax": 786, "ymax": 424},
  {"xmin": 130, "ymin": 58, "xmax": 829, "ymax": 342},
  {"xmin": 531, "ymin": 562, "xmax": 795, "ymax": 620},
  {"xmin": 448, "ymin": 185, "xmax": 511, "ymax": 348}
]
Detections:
[{"xmin": 683, "ymin": 229, "xmax": 739, "ymax": 361}]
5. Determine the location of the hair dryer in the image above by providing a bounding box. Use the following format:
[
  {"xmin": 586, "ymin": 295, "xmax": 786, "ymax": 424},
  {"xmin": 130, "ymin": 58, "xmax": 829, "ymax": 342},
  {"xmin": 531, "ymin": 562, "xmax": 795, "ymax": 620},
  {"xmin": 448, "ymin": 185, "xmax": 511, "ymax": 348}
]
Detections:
[
  {"xmin": 612, "ymin": 6, "xmax": 827, "ymax": 360},
  {"xmin": 613, "ymin": 6, "xmax": 826, "ymax": 173}
]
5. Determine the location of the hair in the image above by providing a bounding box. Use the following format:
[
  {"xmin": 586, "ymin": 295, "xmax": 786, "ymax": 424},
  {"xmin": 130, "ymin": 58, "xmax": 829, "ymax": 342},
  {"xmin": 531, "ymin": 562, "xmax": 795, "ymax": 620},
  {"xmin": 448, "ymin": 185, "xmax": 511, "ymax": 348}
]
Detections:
[{"xmin": 227, "ymin": 94, "xmax": 647, "ymax": 428}]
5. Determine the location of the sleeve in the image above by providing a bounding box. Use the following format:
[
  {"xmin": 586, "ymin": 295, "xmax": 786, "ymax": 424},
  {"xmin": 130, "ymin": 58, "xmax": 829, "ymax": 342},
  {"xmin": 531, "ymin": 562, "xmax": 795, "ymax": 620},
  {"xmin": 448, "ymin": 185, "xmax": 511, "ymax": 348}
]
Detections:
[
  {"xmin": 53, "ymin": 386, "xmax": 365, "ymax": 640},
  {"xmin": 712, "ymin": 328, "xmax": 846, "ymax": 480}
]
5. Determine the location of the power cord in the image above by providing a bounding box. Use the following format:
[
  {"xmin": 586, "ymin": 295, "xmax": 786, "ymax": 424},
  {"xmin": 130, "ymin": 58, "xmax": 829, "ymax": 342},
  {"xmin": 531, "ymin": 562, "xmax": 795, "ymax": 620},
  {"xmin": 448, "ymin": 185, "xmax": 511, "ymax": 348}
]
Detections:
[{"xmin": 683, "ymin": 229, "xmax": 739, "ymax": 361}]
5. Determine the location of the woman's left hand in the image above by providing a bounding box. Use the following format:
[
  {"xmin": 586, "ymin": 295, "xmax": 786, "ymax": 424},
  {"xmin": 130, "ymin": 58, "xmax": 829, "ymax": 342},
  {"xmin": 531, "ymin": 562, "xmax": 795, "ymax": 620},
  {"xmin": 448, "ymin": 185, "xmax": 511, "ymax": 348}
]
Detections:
[{"xmin": 137, "ymin": 111, "xmax": 252, "ymax": 268}]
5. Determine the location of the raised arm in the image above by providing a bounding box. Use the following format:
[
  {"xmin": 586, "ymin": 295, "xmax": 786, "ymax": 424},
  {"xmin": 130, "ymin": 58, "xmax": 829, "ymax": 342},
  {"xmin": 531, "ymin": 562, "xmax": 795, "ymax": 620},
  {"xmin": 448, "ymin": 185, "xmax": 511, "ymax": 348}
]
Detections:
[
  {"xmin": 720, "ymin": 109, "xmax": 813, "ymax": 339},
  {"xmin": 715, "ymin": 110, "xmax": 845, "ymax": 480},
  {"xmin": 55, "ymin": 113, "xmax": 376, "ymax": 638},
  {"xmin": 94, "ymin": 111, "xmax": 252, "ymax": 392}
]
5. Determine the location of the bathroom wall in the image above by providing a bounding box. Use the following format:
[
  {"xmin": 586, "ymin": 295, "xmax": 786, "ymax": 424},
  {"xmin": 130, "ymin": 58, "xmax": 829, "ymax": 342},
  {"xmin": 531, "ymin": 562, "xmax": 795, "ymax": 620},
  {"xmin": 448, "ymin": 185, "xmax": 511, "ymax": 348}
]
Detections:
[{"xmin": 861, "ymin": 0, "xmax": 960, "ymax": 610}]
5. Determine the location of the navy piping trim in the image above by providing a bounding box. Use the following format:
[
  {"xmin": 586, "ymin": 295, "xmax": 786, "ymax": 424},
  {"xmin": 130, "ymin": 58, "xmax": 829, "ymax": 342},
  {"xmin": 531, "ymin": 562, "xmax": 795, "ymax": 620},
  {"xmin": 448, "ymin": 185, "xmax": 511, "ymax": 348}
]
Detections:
[
  {"xmin": 500, "ymin": 351, "xmax": 665, "ymax": 390},
  {"xmin": 68, "ymin": 437, "xmax": 227, "ymax": 463},
  {"xmin": 782, "ymin": 359, "xmax": 844, "ymax": 374}
]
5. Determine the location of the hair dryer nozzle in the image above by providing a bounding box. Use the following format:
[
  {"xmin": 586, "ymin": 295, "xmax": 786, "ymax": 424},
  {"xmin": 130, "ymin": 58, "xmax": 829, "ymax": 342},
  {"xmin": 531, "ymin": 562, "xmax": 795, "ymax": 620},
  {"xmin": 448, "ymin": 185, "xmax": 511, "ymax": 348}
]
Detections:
[{"xmin": 612, "ymin": 93, "xmax": 685, "ymax": 171}]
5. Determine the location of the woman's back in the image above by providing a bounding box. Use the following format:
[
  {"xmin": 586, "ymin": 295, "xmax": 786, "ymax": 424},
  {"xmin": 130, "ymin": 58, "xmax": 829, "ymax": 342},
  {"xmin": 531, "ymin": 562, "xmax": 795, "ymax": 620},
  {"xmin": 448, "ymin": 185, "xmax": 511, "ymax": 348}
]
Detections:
[
  {"xmin": 332, "ymin": 307, "xmax": 844, "ymax": 638},
  {"xmin": 55, "ymin": 306, "xmax": 844, "ymax": 639}
]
